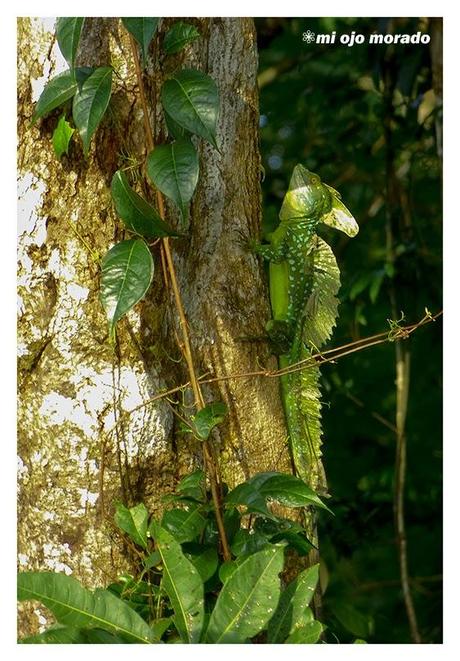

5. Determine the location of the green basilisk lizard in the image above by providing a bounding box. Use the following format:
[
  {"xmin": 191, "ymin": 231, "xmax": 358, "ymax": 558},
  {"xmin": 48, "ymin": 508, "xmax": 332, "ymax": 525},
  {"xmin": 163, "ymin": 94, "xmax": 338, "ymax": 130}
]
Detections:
[{"xmin": 251, "ymin": 165, "xmax": 359, "ymax": 493}]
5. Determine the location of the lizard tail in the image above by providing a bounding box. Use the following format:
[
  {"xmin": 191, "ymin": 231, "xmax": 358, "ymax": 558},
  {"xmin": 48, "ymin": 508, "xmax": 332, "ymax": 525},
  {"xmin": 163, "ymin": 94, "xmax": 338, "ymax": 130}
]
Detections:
[{"xmin": 280, "ymin": 331, "xmax": 327, "ymax": 493}]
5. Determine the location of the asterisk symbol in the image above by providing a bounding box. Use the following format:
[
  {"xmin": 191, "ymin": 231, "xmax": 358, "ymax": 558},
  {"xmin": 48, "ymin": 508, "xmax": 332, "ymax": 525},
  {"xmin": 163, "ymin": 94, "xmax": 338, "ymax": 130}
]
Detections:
[{"xmin": 303, "ymin": 30, "xmax": 316, "ymax": 44}]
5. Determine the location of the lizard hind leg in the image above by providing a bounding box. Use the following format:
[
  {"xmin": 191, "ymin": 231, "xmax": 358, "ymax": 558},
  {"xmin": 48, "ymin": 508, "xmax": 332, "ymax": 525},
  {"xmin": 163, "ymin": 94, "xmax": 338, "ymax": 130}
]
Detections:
[{"xmin": 265, "ymin": 319, "xmax": 293, "ymax": 355}]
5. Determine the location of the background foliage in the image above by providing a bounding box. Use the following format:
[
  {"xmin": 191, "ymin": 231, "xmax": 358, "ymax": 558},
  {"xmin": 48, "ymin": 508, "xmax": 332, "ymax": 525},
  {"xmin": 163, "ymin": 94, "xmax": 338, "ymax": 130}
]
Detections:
[{"xmin": 256, "ymin": 16, "xmax": 442, "ymax": 643}]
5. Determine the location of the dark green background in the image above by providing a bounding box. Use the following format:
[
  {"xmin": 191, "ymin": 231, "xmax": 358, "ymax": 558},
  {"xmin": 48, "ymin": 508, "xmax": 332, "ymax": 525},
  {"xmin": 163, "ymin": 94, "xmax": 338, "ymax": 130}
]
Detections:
[{"xmin": 256, "ymin": 17, "xmax": 442, "ymax": 643}]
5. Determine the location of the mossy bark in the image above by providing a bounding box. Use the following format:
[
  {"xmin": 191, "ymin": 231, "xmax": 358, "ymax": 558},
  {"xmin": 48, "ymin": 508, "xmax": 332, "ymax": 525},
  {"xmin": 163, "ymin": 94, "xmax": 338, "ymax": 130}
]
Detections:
[{"xmin": 17, "ymin": 17, "xmax": 289, "ymax": 637}]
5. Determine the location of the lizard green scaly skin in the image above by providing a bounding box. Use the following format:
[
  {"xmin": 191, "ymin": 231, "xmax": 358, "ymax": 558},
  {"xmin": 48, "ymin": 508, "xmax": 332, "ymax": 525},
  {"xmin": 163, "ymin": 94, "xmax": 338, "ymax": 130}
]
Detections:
[{"xmin": 253, "ymin": 165, "xmax": 359, "ymax": 492}]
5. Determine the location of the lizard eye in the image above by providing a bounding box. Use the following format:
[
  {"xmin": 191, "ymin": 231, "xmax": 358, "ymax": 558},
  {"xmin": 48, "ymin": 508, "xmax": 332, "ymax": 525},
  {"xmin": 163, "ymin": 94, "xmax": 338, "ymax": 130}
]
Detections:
[{"xmin": 310, "ymin": 175, "xmax": 320, "ymax": 185}]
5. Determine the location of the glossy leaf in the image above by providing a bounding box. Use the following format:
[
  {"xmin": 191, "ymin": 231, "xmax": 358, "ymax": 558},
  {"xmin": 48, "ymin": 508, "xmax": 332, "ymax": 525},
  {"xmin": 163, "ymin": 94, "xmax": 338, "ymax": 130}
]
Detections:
[
  {"xmin": 285, "ymin": 619, "xmax": 323, "ymax": 643},
  {"xmin": 100, "ymin": 239, "xmax": 154, "ymax": 340},
  {"xmin": 151, "ymin": 618, "xmax": 172, "ymax": 640},
  {"xmin": 121, "ymin": 18, "xmax": 159, "ymax": 63},
  {"xmin": 176, "ymin": 469, "xmax": 205, "ymax": 500},
  {"xmin": 161, "ymin": 69, "xmax": 219, "ymax": 148},
  {"xmin": 163, "ymin": 22, "xmax": 200, "ymax": 55},
  {"xmin": 115, "ymin": 502, "xmax": 149, "ymax": 549},
  {"xmin": 144, "ymin": 550, "xmax": 161, "ymax": 569},
  {"xmin": 225, "ymin": 471, "xmax": 331, "ymax": 514},
  {"xmin": 72, "ymin": 66, "xmax": 112, "ymax": 156},
  {"xmin": 267, "ymin": 564, "xmax": 319, "ymax": 643},
  {"xmin": 161, "ymin": 504, "xmax": 207, "ymax": 543},
  {"xmin": 151, "ymin": 523, "xmax": 204, "ymax": 643},
  {"xmin": 231, "ymin": 529, "xmax": 270, "ymax": 557},
  {"xmin": 164, "ymin": 110, "xmax": 192, "ymax": 140},
  {"xmin": 205, "ymin": 545, "xmax": 284, "ymax": 643},
  {"xmin": 52, "ymin": 114, "xmax": 74, "ymax": 159},
  {"xmin": 147, "ymin": 139, "xmax": 199, "ymax": 221},
  {"xmin": 32, "ymin": 71, "xmax": 77, "ymax": 122},
  {"xmin": 17, "ymin": 572, "xmax": 158, "ymax": 643},
  {"xmin": 111, "ymin": 170, "xmax": 180, "ymax": 238},
  {"xmin": 192, "ymin": 402, "xmax": 228, "ymax": 440},
  {"xmin": 182, "ymin": 544, "xmax": 218, "ymax": 583},
  {"xmin": 56, "ymin": 17, "xmax": 84, "ymax": 68}
]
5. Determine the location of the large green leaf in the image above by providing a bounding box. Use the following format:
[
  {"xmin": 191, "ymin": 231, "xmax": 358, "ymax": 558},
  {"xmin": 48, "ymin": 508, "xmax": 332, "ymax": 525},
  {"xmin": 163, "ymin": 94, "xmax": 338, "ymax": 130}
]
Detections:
[
  {"xmin": 100, "ymin": 238, "xmax": 154, "ymax": 340},
  {"xmin": 163, "ymin": 22, "xmax": 200, "ymax": 55},
  {"xmin": 285, "ymin": 619, "xmax": 323, "ymax": 643},
  {"xmin": 161, "ymin": 504, "xmax": 207, "ymax": 543},
  {"xmin": 267, "ymin": 564, "xmax": 319, "ymax": 642},
  {"xmin": 205, "ymin": 545, "xmax": 284, "ymax": 643},
  {"xmin": 20, "ymin": 626, "xmax": 126, "ymax": 644},
  {"xmin": 52, "ymin": 114, "xmax": 74, "ymax": 159},
  {"xmin": 192, "ymin": 402, "xmax": 228, "ymax": 440},
  {"xmin": 56, "ymin": 17, "xmax": 84, "ymax": 68},
  {"xmin": 175, "ymin": 469, "xmax": 205, "ymax": 501},
  {"xmin": 151, "ymin": 523, "xmax": 204, "ymax": 643},
  {"xmin": 182, "ymin": 543, "xmax": 219, "ymax": 583},
  {"xmin": 225, "ymin": 471, "xmax": 330, "ymax": 514},
  {"xmin": 115, "ymin": 502, "xmax": 149, "ymax": 549},
  {"xmin": 121, "ymin": 18, "xmax": 159, "ymax": 63},
  {"xmin": 254, "ymin": 517, "xmax": 314, "ymax": 556},
  {"xmin": 161, "ymin": 69, "xmax": 219, "ymax": 148},
  {"xmin": 72, "ymin": 66, "xmax": 112, "ymax": 156},
  {"xmin": 111, "ymin": 170, "xmax": 180, "ymax": 238},
  {"xmin": 32, "ymin": 71, "xmax": 77, "ymax": 122},
  {"xmin": 32, "ymin": 67, "xmax": 95, "ymax": 125},
  {"xmin": 147, "ymin": 139, "xmax": 199, "ymax": 221},
  {"xmin": 17, "ymin": 572, "xmax": 158, "ymax": 643},
  {"xmin": 164, "ymin": 110, "xmax": 192, "ymax": 140}
]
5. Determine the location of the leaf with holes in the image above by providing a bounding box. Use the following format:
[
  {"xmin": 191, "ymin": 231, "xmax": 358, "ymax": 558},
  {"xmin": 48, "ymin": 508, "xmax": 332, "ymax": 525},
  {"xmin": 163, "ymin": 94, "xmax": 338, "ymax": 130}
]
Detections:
[
  {"xmin": 205, "ymin": 545, "xmax": 284, "ymax": 643},
  {"xmin": 150, "ymin": 523, "xmax": 204, "ymax": 643},
  {"xmin": 100, "ymin": 239, "xmax": 154, "ymax": 340},
  {"xmin": 72, "ymin": 66, "xmax": 112, "ymax": 156},
  {"xmin": 163, "ymin": 22, "xmax": 200, "ymax": 54},
  {"xmin": 115, "ymin": 502, "xmax": 149, "ymax": 549},
  {"xmin": 147, "ymin": 139, "xmax": 199, "ymax": 221},
  {"xmin": 161, "ymin": 69, "xmax": 219, "ymax": 148},
  {"xmin": 17, "ymin": 572, "xmax": 158, "ymax": 643},
  {"xmin": 56, "ymin": 17, "xmax": 84, "ymax": 68},
  {"xmin": 111, "ymin": 170, "xmax": 180, "ymax": 238},
  {"xmin": 121, "ymin": 18, "xmax": 159, "ymax": 63},
  {"xmin": 52, "ymin": 114, "xmax": 74, "ymax": 159}
]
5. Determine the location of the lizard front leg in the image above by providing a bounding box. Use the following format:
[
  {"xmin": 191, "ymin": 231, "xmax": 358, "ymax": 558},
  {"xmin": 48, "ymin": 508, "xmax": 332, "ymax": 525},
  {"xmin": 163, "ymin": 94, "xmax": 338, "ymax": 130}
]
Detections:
[{"xmin": 249, "ymin": 239, "xmax": 287, "ymax": 264}]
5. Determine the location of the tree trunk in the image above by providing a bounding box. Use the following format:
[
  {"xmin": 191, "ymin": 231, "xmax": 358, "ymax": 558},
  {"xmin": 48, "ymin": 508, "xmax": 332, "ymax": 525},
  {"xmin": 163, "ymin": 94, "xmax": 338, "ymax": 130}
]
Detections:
[{"xmin": 17, "ymin": 17, "xmax": 289, "ymax": 637}]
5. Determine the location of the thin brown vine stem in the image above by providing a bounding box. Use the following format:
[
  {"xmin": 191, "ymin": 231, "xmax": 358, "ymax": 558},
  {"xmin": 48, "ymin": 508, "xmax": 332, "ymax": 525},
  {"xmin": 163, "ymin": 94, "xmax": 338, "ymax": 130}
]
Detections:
[
  {"xmin": 127, "ymin": 31, "xmax": 231, "ymax": 561},
  {"xmin": 104, "ymin": 310, "xmax": 442, "ymax": 439},
  {"xmin": 277, "ymin": 310, "xmax": 441, "ymax": 376},
  {"xmin": 383, "ymin": 50, "xmax": 421, "ymax": 643}
]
